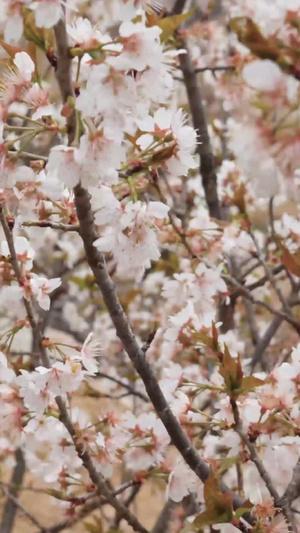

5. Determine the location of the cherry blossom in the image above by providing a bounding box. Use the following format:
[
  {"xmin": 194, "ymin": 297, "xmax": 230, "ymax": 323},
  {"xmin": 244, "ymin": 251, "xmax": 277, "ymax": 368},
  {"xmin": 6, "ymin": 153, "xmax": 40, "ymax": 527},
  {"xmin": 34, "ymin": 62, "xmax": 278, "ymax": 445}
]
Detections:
[
  {"xmin": 29, "ymin": 0, "xmax": 64, "ymax": 28},
  {"xmin": 79, "ymin": 332, "xmax": 101, "ymax": 373},
  {"xmin": 29, "ymin": 275, "xmax": 62, "ymax": 310},
  {"xmin": 1, "ymin": 1, "xmax": 300, "ymax": 531}
]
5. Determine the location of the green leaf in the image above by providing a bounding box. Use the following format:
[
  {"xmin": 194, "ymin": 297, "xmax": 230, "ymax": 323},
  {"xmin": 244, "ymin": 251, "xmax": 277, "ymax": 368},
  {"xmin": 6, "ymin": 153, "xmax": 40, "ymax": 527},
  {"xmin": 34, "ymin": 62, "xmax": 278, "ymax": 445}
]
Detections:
[
  {"xmin": 23, "ymin": 9, "xmax": 54, "ymax": 51},
  {"xmin": 84, "ymin": 517, "xmax": 103, "ymax": 533},
  {"xmin": 278, "ymin": 240, "xmax": 300, "ymax": 277},
  {"xmin": 217, "ymin": 456, "xmax": 239, "ymax": 476},
  {"xmin": 219, "ymin": 346, "xmax": 243, "ymax": 395},
  {"xmin": 230, "ymin": 17, "xmax": 280, "ymax": 61},
  {"xmin": 0, "ymin": 40, "xmax": 25, "ymax": 57},
  {"xmin": 157, "ymin": 11, "xmax": 193, "ymax": 41},
  {"xmin": 193, "ymin": 508, "xmax": 231, "ymax": 528},
  {"xmin": 234, "ymin": 499, "xmax": 254, "ymax": 519},
  {"xmin": 238, "ymin": 375, "xmax": 265, "ymax": 395},
  {"xmin": 191, "ymin": 470, "xmax": 233, "ymax": 530}
]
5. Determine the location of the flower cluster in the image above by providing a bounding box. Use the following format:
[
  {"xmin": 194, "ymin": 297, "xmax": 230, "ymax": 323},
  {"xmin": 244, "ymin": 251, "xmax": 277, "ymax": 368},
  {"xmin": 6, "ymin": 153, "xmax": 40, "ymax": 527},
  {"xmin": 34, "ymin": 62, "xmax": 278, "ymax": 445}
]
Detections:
[{"xmin": 1, "ymin": 1, "xmax": 300, "ymax": 532}]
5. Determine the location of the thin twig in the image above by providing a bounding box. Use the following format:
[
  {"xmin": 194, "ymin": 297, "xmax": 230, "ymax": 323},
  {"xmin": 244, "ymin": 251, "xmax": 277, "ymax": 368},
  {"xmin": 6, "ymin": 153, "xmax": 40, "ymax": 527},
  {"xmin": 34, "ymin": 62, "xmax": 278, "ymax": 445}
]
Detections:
[
  {"xmin": 43, "ymin": 499, "xmax": 100, "ymax": 533},
  {"xmin": 243, "ymin": 299, "xmax": 260, "ymax": 347},
  {"xmin": 8, "ymin": 150, "xmax": 49, "ymax": 162},
  {"xmin": 249, "ymin": 229, "xmax": 296, "ymax": 321},
  {"xmin": 174, "ymin": 14, "xmax": 222, "ymax": 219},
  {"xmin": 43, "ymin": 478, "xmax": 143, "ymax": 533},
  {"xmin": 174, "ymin": 65, "xmax": 235, "ymax": 81},
  {"xmin": 0, "ymin": 204, "xmax": 149, "ymax": 533},
  {"xmin": 22, "ymin": 221, "xmax": 79, "ymax": 232},
  {"xmin": 195, "ymin": 65, "xmax": 235, "ymax": 74},
  {"xmin": 230, "ymin": 399, "xmax": 296, "ymax": 532},
  {"xmin": 250, "ymin": 315, "xmax": 283, "ymax": 371},
  {"xmin": 153, "ymin": 178, "xmax": 198, "ymax": 259},
  {"xmin": 243, "ymin": 265, "xmax": 285, "ymax": 293},
  {"xmin": 96, "ymin": 371, "xmax": 149, "ymax": 402},
  {"xmin": 224, "ymin": 274, "xmax": 300, "ymax": 332}
]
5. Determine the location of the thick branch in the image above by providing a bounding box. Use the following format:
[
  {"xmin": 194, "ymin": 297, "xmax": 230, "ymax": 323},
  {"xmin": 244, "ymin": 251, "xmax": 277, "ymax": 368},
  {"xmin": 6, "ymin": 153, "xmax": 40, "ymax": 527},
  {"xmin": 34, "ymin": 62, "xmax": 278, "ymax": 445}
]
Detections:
[
  {"xmin": 151, "ymin": 500, "xmax": 177, "ymax": 533},
  {"xmin": 0, "ymin": 449, "xmax": 26, "ymax": 533},
  {"xmin": 73, "ymin": 185, "xmax": 254, "ymax": 528},
  {"xmin": 52, "ymin": 8, "xmax": 253, "ymax": 529},
  {"xmin": 0, "ymin": 485, "xmax": 44, "ymax": 532},
  {"xmin": 282, "ymin": 458, "xmax": 300, "ymax": 506},
  {"xmin": 0, "ymin": 209, "xmax": 148, "ymax": 533},
  {"xmin": 177, "ymin": 41, "xmax": 222, "ymax": 219}
]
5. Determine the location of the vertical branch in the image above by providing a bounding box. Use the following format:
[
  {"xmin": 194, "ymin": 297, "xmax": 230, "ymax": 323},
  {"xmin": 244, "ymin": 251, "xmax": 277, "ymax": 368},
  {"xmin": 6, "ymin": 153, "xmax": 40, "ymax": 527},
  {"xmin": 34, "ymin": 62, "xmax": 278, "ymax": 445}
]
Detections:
[
  {"xmin": 0, "ymin": 449, "xmax": 25, "ymax": 533},
  {"xmin": 172, "ymin": 0, "xmax": 222, "ymax": 220},
  {"xmin": 178, "ymin": 44, "xmax": 222, "ymax": 220},
  {"xmin": 250, "ymin": 315, "xmax": 283, "ymax": 371},
  {"xmin": 52, "ymin": 7, "xmax": 254, "ymax": 529},
  {"xmin": 151, "ymin": 500, "xmax": 177, "ymax": 533}
]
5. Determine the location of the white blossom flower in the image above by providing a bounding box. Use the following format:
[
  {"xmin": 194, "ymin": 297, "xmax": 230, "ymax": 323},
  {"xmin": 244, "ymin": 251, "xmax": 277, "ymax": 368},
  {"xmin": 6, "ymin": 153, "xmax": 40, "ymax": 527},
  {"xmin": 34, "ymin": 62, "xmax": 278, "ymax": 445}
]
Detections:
[{"xmin": 79, "ymin": 333, "xmax": 102, "ymax": 374}]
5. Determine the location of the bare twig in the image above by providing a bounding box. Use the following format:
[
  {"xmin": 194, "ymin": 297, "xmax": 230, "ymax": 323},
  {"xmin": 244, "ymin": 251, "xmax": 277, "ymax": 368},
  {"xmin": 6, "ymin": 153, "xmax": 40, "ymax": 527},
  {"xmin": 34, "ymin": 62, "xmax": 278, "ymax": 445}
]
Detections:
[
  {"xmin": 22, "ymin": 221, "xmax": 79, "ymax": 232},
  {"xmin": 230, "ymin": 399, "xmax": 296, "ymax": 532},
  {"xmin": 243, "ymin": 298, "xmax": 260, "ymax": 346},
  {"xmin": 8, "ymin": 150, "xmax": 49, "ymax": 162},
  {"xmin": 174, "ymin": 65, "xmax": 235, "ymax": 81},
  {"xmin": 43, "ymin": 479, "xmax": 143, "ymax": 533},
  {"xmin": 250, "ymin": 315, "xmax": 283, "ymax": 371},
  {"xmin": 172, "ymin": 0, "xmax": 222, "ymax": 220},
  {"xmin": 96, "ymin": 371, "xmax": 149, "ymax": 402},
  {"xmin": 151, "ymin": 500, "xmax": 177, "ymax": 533},
  {"xmin": 224, "ymin": 274, "xmax": 300, "ymax": 331},
  {"xmin": 178, "ymin": 42, "xmax": 222, "ymax": 219},
  {"xmin": 244, "ymin": 265, "xmax": 285, "ymax": 292},
  {"xmin": 195, "ymin": 65, "xmax": 235, "ymax": 74},
  {"xmin": 153, "ymin": 178, "xmax": 198, "ymax": 259},
  {"xmin": 0, "ymin": 206, "xmax": 49, "ymax": 368},
  {"xmin": 282, "ymin": 459, "xmax": 300, "ymax": 506},
  {"xmin": 0, "ymin": 207, "xmax": 149, "ymax": 533},
  {"xmin": 249, "ymin": 230, "xmax": 299, "ymax": 331}
]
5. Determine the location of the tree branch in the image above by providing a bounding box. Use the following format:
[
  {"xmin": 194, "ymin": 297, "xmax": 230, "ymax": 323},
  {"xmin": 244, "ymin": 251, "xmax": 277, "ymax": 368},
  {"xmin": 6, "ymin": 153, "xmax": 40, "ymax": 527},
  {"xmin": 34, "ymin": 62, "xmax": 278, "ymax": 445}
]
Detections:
[
  {"xmin": 250, "ymin": 315, "xmax": 283, "ymax": 371},
  {"xmin": 52, "ymin": 8, "xmax": 255, "ymax": 529},
  {"xmin": 0, "ymin": 208, "xmax": 149, "ymax": 533},
  {"xmin": 44, "ymin": 480, "xmax": 142, "ymax": 533},
  {"xmin": 281, "ymin": 458, "xmax": 300, "ymax": 507},
  {"xmin": 0, "ymin": 449, "xmax": 26, "ymax": 533},
  {"xmin": 230, "ymin": 398, "xmax": 296, "ymax": 532},
  {"xmin": 96, "ymin": 371, "xmax": 149, "ymax": 402},
  {"xmin": 0, "ymin": 485, "xmax": 44, "ymax": 532},
  {"xmin": 176, "ymin": 33, "xmax": 222, "ymax": 219},
  {"xmin": 224, "ymin": 274, "xmax": 300, "ymax": 332},
  {"xmin": 22, "ymin": 221, "xmax": 79, "ymax": 232}
]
